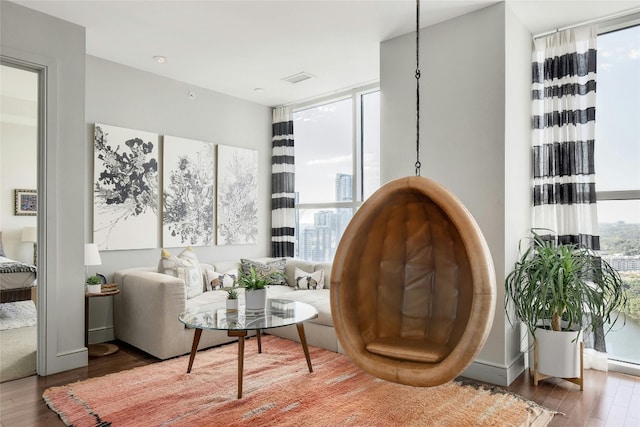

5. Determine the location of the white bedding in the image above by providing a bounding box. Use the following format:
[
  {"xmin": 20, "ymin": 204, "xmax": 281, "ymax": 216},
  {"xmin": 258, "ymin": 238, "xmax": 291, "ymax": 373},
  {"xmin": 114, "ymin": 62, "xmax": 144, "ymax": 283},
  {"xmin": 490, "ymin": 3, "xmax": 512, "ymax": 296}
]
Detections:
[{"xmin": 0, "ymin": 256, "xmax": 37, "ymax": 290}]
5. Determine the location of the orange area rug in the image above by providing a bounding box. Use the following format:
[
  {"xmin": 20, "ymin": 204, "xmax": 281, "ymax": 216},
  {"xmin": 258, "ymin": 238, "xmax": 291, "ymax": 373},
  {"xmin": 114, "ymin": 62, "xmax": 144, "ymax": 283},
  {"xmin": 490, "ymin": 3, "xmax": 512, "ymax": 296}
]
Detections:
[{"xmin": 43, "ymin": 335, "xmax": 555, "ymax": 426}]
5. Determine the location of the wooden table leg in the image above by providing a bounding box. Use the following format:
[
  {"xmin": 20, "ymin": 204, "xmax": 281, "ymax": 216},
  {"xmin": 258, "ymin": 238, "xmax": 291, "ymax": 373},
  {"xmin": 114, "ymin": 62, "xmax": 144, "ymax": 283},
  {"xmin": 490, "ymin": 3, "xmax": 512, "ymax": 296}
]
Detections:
[
  {"xmin": 186, "ymin": 328, "xmax": 203, "ymax": 373},
  {"xmin": 296, "ymin": 323, "xmax": 313, "ymax": 373},
  {"xmin": 257, "ymin": 329, "xmax": 262, "ymax": 353},
  {"xmin": 228, "ymin": 330, "xmax": 248, "ymax": 399}
]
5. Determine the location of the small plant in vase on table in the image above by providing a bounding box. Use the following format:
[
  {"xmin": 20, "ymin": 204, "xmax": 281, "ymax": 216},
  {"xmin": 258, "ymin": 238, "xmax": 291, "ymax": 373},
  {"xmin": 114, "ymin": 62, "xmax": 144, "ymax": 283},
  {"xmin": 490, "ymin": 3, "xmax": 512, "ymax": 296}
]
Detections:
[
  {"xmin": 238, "ymin": 267, "xmax": 275, "ymax": 311},
  {"xmin": 86, "ymin": 275, "xmax": 102, "ymax": 294},
  {"xmin": 226, "ymin": 288, "xmax": 239, "ymax": 311}
]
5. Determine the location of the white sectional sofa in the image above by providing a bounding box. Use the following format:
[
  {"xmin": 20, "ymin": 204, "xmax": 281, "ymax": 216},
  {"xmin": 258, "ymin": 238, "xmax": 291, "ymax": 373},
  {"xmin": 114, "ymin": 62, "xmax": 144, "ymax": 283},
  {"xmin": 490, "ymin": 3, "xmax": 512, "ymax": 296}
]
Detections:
[{"xmin": 113, "ymin": 258, "xmax": 337, "ymax": 360}]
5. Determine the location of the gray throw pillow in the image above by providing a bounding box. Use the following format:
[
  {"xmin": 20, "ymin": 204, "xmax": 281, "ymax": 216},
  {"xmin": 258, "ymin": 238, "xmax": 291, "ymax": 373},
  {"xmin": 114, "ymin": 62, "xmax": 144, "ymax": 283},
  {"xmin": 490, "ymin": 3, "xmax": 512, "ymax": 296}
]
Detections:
[{"xmin": 240, "ymin": 258, "xmax": 286, "ymax": 286}]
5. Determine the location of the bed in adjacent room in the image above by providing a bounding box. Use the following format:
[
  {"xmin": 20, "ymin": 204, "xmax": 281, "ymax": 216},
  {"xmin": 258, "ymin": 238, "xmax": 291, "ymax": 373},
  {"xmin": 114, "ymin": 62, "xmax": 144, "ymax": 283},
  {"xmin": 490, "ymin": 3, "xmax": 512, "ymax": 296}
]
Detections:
[{"xmin": 0, "ymin": 256, "xmax": 37, "ymax": 303}]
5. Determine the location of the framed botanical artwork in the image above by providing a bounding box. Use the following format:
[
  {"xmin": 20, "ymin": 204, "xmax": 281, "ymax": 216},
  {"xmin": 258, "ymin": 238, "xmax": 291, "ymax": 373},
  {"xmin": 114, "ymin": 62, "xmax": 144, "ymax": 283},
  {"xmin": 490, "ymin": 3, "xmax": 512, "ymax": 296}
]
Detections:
[
  {"xmin": 162, "ymin": 135, "xmax": 215, "ymax": 247},
  {"xmin": 93, "ymin": 123, "xmax": 159, "ymax": 250},
  {"xmin": 217, "ymin": 145, "xmax": 258, "ymax": 245},
  {"xmin": 15, "ymin": 189, "xmax": 37, "ymax": 216}
]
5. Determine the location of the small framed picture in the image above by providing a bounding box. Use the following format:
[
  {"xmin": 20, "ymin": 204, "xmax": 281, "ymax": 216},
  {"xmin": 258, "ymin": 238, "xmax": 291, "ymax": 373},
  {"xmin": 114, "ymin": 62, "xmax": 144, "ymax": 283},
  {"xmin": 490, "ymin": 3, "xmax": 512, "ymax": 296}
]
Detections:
[{"xmin": 15, "ymin": 189, "xmax": 37, "ymax": 216}]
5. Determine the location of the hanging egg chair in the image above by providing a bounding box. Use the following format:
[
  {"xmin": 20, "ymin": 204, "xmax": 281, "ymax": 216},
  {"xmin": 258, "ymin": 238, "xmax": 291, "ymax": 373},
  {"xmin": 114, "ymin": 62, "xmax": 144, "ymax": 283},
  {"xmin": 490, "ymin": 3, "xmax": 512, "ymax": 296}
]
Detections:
[
  {"xmin": 330, "ymin": 176, "xmax": 496, "ymax": 386},
  {"xmin": 329, "ymin": 0, "xmax": 496, "ymax": 387}
]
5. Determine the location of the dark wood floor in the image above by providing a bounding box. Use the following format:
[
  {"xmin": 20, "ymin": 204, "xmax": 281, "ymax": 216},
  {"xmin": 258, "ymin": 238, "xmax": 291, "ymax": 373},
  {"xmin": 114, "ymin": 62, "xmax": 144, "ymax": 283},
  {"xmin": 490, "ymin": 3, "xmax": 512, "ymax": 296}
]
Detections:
[{"xmin": 1, "ymin": 340, "xmax": 639, "ymax": 427}]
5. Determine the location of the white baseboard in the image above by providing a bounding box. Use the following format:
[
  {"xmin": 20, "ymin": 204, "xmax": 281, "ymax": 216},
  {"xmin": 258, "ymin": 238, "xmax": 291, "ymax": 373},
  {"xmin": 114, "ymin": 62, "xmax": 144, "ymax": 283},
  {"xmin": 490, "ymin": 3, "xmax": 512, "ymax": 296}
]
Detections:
[
  {"xmin": 609, "ymin": 360, "xmax": 640, "ymax": 377},
  {"xmin": 88, "ymin": 325, "xmax": 115, "ymax": 344},
  {"xmin": 42, "ymin": 347, "xmax": 87, "ymax": 376},
  {"xmin": 462, "ymin": 354, "xmax": 526, "ymax": 387}
]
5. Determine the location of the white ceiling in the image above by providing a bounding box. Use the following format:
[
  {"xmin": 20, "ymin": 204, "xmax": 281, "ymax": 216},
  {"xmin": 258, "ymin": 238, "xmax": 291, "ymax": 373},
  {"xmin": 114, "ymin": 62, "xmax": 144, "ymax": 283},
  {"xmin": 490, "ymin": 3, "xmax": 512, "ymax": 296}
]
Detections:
[{"xmin": 9, "ymin": 0, "xmax": 640, "ymax": 107}]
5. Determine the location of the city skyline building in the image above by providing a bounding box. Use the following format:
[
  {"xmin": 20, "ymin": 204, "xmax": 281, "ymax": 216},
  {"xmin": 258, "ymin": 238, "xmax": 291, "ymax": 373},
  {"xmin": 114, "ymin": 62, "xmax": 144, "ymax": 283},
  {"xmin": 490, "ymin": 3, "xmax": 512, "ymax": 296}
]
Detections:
[
  {"xmin": 296, "ymin": 174, "xmax": 354, "ymax": 262},
  {"xmin": 335, "ymin": 173, "xmax": 352, "ymax": 202}
]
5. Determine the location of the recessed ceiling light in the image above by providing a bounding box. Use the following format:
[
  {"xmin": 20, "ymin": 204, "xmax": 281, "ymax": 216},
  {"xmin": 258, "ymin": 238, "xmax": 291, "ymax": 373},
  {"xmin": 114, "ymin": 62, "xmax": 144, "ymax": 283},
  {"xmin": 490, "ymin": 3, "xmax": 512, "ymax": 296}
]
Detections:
[{"xmin": 153, "ymin": 56, "xmax": 167, "ymax": 63}]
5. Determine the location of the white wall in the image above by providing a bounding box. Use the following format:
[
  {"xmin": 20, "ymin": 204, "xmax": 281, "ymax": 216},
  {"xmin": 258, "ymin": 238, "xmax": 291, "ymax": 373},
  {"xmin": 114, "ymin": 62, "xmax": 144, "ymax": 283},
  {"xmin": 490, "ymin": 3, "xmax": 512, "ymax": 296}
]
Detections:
[
  {"xmin": 504, "ymin": 2, "xmax": 534, "ymax": 382},
  {"xmin": 1, "ymin": 0, "xmax": 87, "ymax": 375},
  {"xmin": 0, "ymin": 121, "xmax": 37, "ymax": 263},
  {"xmin": 85, "ymin": 56, "xmax": 271, "ymax": 343},
  {"xmin": 381, "ymin": 3, "xmax": 531, "ymax": 385}
]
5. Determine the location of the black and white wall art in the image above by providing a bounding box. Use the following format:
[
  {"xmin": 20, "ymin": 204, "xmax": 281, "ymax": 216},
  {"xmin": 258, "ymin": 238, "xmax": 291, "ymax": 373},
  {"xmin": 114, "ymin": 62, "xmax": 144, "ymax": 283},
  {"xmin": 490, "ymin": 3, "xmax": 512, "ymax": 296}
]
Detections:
[
  {"xmin": 162, "ymin": 135, "xmax": 215, "ymax": 247},
  {"xmin": 93, "ymin": 123, "xmax": 159, "ymax": 250},
  {"xmin": 216, "ymin": 145, "xmax": 258, "ymax": 245}
]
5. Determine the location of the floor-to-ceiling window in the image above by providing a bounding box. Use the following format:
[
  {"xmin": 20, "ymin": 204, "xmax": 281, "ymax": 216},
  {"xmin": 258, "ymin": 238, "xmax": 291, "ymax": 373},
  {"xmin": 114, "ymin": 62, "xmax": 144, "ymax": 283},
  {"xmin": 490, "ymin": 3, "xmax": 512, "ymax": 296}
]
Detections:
[
  {"xmin": 293, "ymin": 86, "xmax": 380, "ymax": 262},
  {"xmin": 595, "ymin": 21, "xmax": 640, "ymax": 368}
]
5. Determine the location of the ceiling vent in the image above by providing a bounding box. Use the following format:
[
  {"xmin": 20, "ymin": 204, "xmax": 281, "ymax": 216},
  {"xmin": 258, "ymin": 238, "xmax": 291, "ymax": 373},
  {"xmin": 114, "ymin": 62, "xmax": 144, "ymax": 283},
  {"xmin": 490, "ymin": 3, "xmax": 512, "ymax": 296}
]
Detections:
[{"xmin": 282, "ymin": 72, "xmax": 314, "ymax": 84}]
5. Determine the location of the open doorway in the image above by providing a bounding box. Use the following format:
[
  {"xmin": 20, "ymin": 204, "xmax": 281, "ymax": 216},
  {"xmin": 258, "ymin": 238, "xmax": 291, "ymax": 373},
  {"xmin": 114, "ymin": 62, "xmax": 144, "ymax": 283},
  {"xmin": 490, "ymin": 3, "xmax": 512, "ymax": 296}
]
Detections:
[{"xmin": 0, "ymin": 63, "xmax": 39, "ymax": 382}]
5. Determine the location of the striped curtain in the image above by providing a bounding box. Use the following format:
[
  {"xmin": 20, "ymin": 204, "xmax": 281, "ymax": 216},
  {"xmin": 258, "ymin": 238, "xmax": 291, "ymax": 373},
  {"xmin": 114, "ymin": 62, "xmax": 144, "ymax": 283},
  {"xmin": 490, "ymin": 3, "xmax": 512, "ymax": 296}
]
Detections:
[
  {"xmin": 531, "ymin": 26, "xmax": 609, "ymax": 366},
  {"xmin": 271, "ymin": 106, "xmax": 295, "ymax": 257},
  {"xmin": 531, "ymin": 26, "xmax": 599, "ymax": 250}
]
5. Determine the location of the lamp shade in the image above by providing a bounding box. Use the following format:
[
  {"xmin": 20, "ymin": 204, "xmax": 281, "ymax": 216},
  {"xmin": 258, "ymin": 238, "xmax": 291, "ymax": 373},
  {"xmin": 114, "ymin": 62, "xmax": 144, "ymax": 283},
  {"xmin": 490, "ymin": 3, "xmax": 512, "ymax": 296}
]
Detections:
[
  {"xmin": 84, "ymin": 243, "xmax": 102, "ymax": 266},
  {"xmin": 21, "ymin": 227, "xmax": 37, "ymax": 243}
]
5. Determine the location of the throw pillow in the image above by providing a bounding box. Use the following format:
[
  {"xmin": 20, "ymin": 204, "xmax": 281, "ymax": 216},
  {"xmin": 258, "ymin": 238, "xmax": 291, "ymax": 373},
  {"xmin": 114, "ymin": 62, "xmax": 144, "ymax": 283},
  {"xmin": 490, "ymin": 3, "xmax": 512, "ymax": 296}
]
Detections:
[
  {"xmin": 0, "ymin": 232, "xmax": 5, "ymax": 257},
  {"xmin": 240, "ymin": 258, "xmax": 286, "ymax": 286},
  {"xmin": 204, "ymin": 268, "xmax": 238, "ymax": 291},
  {"xmin": 294, "ymin": 267, "xmax": 325, "ymax": 290},
  {"xmin": 158, "ymin": 247, "xmax": 203, "ymax": 299},
  {"xmin": 202, "ymin": 266, "xmax": 216, "ymax": 290}
]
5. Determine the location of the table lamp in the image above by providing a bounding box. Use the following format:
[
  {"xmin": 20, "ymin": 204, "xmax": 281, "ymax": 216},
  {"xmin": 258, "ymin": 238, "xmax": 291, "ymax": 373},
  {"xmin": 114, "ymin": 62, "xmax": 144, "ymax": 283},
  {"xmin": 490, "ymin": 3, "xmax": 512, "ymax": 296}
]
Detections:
[{"xmin": 84, "ymin": 243, "xmax": 102, "ymax": 283}]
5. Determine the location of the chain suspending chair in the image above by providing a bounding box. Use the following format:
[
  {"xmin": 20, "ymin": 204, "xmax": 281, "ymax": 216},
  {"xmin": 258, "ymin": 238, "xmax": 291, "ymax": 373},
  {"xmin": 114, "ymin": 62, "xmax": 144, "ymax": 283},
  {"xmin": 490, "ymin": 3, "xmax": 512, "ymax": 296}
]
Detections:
[{"xmin": 329, "ymin": 1, "xmax": 496, "ymax": 387}]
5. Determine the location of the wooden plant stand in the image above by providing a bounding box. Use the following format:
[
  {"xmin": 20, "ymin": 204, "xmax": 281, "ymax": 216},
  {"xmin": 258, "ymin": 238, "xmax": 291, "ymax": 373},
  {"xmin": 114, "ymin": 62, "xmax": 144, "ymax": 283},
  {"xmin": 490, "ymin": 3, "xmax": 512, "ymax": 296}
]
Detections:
[{"xmin": 533, "ymin": 340, "xmax": 584, "ymax": 390}]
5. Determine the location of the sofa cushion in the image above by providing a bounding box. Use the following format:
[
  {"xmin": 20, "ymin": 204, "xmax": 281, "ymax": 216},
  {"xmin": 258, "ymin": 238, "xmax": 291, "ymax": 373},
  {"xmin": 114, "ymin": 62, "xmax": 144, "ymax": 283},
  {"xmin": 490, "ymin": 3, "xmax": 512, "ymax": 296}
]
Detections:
[
  {"xmin": 275, "ymin": 289, "xmax": 333, "ymax": 327},
  {"xmin": 284, "ymin": 260, "xmax": 315, "ymax": 287},
  {"xmin": 313, "ymin": 263, "xmax": 332, "ymax": 289},
  {"xmin": 294, "ymin": 267, "xmax": 325, "ymax": 290},
  {"xmin": 240, "ymin": 258, "xmax": 286, "ymax": 286},
  {"xmin": 158, "ymin": 247, "xmax": 202, "ymax": 299},
  {"xmin": 186, "ymin": 288, "xmax": 235, "ymax": 310},
  {"xmin": 285, "ymin": 259, "xmax": 332, "ymax": 289}
]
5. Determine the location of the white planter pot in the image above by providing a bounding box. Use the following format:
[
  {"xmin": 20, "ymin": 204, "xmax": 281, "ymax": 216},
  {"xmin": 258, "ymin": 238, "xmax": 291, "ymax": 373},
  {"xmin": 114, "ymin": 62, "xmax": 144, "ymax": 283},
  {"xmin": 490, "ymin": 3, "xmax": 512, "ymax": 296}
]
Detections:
[
  {"xmin": 535, "ymin": 327, "xmax": 582, "ymax": 378},
  {"xmin": 86, "ymin": 284, "xmax": 102, "ymax": 294},
  {"xmin": 245, "ymin": 288, "xmax": 267, "ymax": 311},
  {"xmin": 226, "ymin": 299, "xmax": 238, "ymax": 311}
]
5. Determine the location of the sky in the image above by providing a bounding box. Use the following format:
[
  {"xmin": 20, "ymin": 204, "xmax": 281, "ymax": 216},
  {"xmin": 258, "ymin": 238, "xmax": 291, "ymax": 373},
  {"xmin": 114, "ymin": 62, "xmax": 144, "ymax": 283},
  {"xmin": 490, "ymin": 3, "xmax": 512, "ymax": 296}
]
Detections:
[
  {"xmin": 595, "ymin": 24, "xmax": 640, "ymax": 224},
  {"xmin": 293, "ymin": 93, "xmax": 380, "ymax": 227}
]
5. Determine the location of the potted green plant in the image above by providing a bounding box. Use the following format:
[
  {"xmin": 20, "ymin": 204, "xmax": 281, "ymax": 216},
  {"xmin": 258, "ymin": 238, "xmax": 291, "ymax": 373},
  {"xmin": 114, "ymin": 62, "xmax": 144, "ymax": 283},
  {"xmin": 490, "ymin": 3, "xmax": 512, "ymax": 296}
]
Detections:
[
  {"xmin": 238, "ymin": 267, "xmax": 272, "ymax": 311},
  {"xmin": 86, "ymin": 275, "xmax": 103, "ymax": 294},
  {"xmin": 226, "ymin": 288, "xmax": 239, "ymax": 311},
  {"xmin": 505, "ymin": 229, "xmax": 627, "ymax": 386}
]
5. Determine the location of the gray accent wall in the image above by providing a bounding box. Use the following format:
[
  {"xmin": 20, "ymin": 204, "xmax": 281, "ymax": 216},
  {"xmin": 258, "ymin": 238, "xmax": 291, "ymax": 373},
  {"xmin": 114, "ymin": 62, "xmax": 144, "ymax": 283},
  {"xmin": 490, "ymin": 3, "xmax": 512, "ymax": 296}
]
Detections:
[
  {"xmin": 380, "ymin": 2, "xmax": 532, "ymax": 386},
  {"xmin": 1, "ymin": 1, "xmax": 87, "ymax": 375},
  {"xmin": 85, "ymin": 56, "xmax": 271, "ymax": 344}
]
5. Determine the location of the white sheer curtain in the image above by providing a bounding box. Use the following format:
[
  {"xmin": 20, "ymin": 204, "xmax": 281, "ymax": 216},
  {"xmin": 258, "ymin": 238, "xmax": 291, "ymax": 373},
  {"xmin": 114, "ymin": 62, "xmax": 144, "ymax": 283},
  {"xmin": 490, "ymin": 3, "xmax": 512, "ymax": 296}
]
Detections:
[
  {"xmin": 532, "ymin": 26, "xmax": 599, "ymax": 248},
  {"xmin": 531, "ymin": 26, "xmax": 607, "ymax": 370}
]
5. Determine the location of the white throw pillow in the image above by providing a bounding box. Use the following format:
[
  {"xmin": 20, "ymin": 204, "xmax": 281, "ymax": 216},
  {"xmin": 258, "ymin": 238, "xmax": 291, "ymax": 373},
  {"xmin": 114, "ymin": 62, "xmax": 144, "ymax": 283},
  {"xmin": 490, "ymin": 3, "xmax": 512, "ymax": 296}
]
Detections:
[
  {"xmin": 158, "ymin": 247, "xmax": 203, "ymax": 299},
  {"xmin": 294, "ymin": 267, "xmax": 325, "ymax": 290},
  {"xmin": 204, "ymin": 268, "xmax": 238, "ymax": 291}
]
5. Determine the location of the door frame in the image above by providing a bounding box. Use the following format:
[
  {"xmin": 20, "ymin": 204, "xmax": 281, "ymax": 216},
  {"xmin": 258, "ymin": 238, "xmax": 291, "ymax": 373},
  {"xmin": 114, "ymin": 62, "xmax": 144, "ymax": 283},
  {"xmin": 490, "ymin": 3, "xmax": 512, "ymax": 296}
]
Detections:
[{"xmin": 1, "ymin": 54, "xmax": 49, "ymax": 375}]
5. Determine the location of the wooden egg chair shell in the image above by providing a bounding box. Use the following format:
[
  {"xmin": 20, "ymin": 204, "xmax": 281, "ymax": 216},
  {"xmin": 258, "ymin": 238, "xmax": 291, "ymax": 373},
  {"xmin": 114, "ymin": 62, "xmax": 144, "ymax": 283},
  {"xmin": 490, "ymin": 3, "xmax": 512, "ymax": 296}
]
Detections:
[{"xmin": 330, "ymin": 176, "xmax": 496, "ymax": 387}]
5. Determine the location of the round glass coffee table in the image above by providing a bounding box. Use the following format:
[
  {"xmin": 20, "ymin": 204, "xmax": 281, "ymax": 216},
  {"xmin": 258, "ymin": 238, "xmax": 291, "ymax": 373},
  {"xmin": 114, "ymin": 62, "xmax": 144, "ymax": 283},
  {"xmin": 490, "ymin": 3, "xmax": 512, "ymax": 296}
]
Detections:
[{"xmin": 179, "ymin": 298, "xmax": 318, "ymax": 398}]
